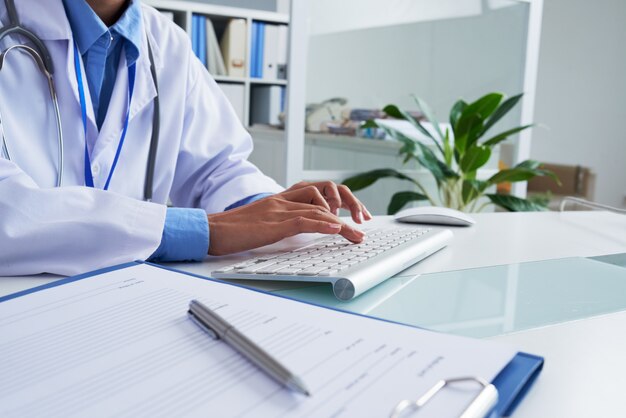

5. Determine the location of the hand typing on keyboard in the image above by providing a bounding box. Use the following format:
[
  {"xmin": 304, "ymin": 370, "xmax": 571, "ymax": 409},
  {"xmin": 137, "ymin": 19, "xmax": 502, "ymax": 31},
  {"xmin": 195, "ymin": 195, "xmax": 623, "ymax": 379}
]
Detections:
[
  {"xmin": 213, "ymin": 226, "xmax": 453, "ymax": 300},
  {"xmin": 207, "ymin": 181, "xmax": 372, "ymax": 256}
]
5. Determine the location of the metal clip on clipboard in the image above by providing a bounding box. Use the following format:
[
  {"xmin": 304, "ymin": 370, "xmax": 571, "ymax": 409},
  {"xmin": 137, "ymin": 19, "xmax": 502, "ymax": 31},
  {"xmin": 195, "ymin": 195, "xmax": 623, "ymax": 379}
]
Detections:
[{"xmin": 390, "ymin": 376, "xmax": 498, "ymax": 418}]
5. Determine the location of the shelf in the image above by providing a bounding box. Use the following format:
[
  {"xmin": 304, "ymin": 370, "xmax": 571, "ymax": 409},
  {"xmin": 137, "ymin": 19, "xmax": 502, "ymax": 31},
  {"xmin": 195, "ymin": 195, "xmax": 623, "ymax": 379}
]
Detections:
[
  {"xmin": 213, "ymin": 75, "xmax": 246, "ymax": 84},
  {"xmin": 146, "ymin": 0, "xmax": 290, "ymax": 128},
  {"xmin": 147, "ymin": 0, "xmax": 288, "ymax": 23},
  {"xmin": 250, "ymin": 79, "xmax": 288, "ymax": 86}
]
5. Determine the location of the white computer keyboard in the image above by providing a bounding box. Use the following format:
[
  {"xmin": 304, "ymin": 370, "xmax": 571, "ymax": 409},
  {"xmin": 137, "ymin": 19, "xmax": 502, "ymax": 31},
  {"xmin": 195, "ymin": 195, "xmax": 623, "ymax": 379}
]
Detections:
[{"xmin": 213, "ymin": 226, "xmax": 453, "ymax": 300}]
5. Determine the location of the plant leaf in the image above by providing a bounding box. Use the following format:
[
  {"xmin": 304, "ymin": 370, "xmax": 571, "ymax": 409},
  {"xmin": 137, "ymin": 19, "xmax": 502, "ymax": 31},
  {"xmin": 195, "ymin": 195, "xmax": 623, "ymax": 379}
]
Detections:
[
  {"xmin": 486, "ymin": 194, "xmax": 548, "ymax": 212},
  {"xmin": 464, "ymin": 93, "xmax": 504, "ymax": 121},
  {"xmin": 454, "ymin": 113, "xmax": 483, "ymax": 153},
  {"xmin": 461, "ymin": 179, "xmax": 487, "ymax": 205},
  {"xmin": 449, "ymin": 99, "xmax": 467, "ymax": 128},
  {"xmin": 387, "ymin": 191, "xmax": 428, "ymax": 215},
  {"xmin": 413, "ymin": 95, "xmax": 444, "ymax": 142},
  {"xmin": 488, "ymin": 160, "xmax": 561, "ymax": 186},
  {"xmin": 415, "ymin": 141, "xmax": 459, "ymax": 184},
  {"xmin": 342, "ymin": 168, "xmax": 419, "ymax": 191},
  {"xmin": 383, "ymin": 104, "xmax": 444, "ymax": 155},
  {"xmin": 481, "ymin": 93, "xmax": 523, "ymax": 135},
  {"xmin": 516, "ymin": 160, "xmax": 542, "ymax": 170},
  {"xmin": 443, "ymin": 128, "xmax": 453, "ymax": 166},
  {"xmin": 460, "ymin": 145, "xmax": 491, "ymax": 173},
  {"xmin": 482, "ymin": 124, "xmax": 533, "ymax": 147},
  {"xmin": 515, "ymin": 160, "xmax": 561, "ymax": 184},
  {"xmin": 488, "ymin": 168, "xmax": 540, "ymax": 184}
]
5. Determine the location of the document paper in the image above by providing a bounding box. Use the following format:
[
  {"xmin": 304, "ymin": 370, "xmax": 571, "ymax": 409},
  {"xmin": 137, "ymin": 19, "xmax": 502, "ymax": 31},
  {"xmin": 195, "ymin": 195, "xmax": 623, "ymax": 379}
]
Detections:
[{"xmin": 0, "ymin": 263, "xmax": 516, "ymax": 417}]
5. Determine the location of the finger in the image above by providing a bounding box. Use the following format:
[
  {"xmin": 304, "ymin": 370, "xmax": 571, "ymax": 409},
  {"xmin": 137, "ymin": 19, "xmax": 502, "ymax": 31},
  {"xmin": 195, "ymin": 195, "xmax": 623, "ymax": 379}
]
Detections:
[
  {"xmin": 282, "ymin": 217, "xmax": 343, "ymax": 236},
  {"xmin": 281, "ymin": 209, "xmax": 364, "ymax": 243},
  {"xmin": 278, "ymin": 208, "xmax": 341, "ymax": 223},
  {"xmin": 279, "ymin": 186, "xmax": 331, "ymax": 211},
  {"xmin": 317, "ymin": 181, "xmax": 342, "ymax": 215},
  {"xmin": 337, "ymin": 185, "xmax": 366, "ymax": 223},
  {"xmin": 339, "ymin": 224, "xmax": 365, "ymax": 243}
]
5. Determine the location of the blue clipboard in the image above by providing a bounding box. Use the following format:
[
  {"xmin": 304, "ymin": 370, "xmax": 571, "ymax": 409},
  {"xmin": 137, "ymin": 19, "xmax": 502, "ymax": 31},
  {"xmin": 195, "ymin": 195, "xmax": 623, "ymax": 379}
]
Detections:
[{"xmin": 0, "ymin": 261, "xmax": 543, "ymax": 417}]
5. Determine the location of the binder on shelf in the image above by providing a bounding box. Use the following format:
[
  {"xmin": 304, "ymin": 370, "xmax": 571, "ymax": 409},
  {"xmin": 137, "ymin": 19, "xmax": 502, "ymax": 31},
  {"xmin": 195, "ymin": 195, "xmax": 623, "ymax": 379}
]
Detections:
[
  {"xmin": 250, "ymin": 21, "xmax": 265, "ymax": 78},
  {"xmin": 0, "ymin": 262, "xmax": 543, "ymax": 417},
  {"xmin": 191, "ymin": 14, "xmax": 199, "ymax": 59},
  {"xmin": 250, "ymin": 21, "xmax": 259, "ymax": 78},
  {"xmin": 197, "ymin": 15, "xmax": 207, "ymax": 67},
  {"xmin": 206, "ymin": 19, "xmax": 226, "ymax": 76},
  {"xmin": 263, "ymin": 24, "xmax": 279, "ymax": 80},
  {"xmin": 217, "ymin": 82, "xmax": 245, "ymax": 123},
  {"xmin": 276, "ymin": 24, "xmax": 288, "ymax": 79},
  {"xmin": 220, "ymin": 18, "xmax": 247, "ymax": 78},
  {"xmin": 251, "ymin": 85, "xmax": 285, "ymax": 126}
]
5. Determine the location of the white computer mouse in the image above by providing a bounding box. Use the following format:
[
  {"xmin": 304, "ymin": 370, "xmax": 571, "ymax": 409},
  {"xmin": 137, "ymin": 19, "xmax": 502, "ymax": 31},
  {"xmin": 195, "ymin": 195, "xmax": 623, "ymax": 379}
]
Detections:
[{"xmin": 394, "ymin": 206, "xmax": 476, "ymax": 227}]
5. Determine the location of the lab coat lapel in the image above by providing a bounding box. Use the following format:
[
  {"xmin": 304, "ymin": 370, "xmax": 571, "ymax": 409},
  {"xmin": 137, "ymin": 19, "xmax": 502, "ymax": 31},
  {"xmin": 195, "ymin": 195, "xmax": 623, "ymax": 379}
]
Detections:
[{"xmin": 13, "ymin": 0, "xmax": 100, "ymax": 154}]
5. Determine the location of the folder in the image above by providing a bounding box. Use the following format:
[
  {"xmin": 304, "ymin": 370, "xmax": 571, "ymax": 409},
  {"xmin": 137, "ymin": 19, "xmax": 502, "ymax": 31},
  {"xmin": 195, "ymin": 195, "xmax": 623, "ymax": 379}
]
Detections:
[
  {"xmin": 263, "ymin": 24, "xmax": 279, "ymax": 80},
  {"xmin": 251, "ymin": 21, "xmax": 265, "ymax": 78},
  {"xmin": 0, "ymin": 261, "xmax": 543, "ymax": 417},
  {"xmin": 276, "ymin": 24, "xmax": 288, "ymax": 79},
  {"xmin": 197, "ymin": 15, "xmax": 207, "ymax": 67},
  {"xmin": 250, "ymin": 21, "xmax": 259, "ymax": 78},
  {"xmin": 220, "ymin": 18, "xmax": 247, "ymax": 78},
  {"xmin": 191, "ymin": 14, "xmax": 199, "ymax": 59}
]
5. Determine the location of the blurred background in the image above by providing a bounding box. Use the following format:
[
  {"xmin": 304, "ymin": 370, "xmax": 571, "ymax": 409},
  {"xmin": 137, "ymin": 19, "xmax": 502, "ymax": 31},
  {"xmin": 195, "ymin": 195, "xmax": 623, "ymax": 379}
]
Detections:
[{"xmin": 159, "ymin": 0, "xmax": 626, "ymax": 213}]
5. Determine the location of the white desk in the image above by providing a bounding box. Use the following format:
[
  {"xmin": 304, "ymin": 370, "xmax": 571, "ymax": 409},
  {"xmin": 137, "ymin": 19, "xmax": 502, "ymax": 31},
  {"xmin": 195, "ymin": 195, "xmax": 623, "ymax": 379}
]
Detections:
[{"xmin": 1, "ymin": 211, "xmax": 625, "ymax": 417}]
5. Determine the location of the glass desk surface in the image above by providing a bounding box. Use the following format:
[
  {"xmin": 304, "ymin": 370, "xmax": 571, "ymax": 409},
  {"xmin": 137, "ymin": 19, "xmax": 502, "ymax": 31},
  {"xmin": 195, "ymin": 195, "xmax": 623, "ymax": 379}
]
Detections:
[{"xmin": 268, "ymin": 255, "xmax": 626, "ymax": 339}]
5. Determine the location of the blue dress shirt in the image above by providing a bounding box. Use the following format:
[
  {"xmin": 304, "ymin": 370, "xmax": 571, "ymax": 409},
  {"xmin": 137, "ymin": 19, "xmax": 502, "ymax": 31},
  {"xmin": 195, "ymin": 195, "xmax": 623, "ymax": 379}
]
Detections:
[{"xmin": 62, "ymin": 0, "xmax": 273, "ymax": 262}]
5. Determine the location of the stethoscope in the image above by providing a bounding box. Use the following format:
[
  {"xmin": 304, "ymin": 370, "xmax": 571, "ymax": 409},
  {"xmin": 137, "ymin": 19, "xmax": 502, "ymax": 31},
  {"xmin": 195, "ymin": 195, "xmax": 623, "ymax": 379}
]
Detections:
[{"xmin": 0, "ymin": 0, "xmax": 160, "ymax": 201}]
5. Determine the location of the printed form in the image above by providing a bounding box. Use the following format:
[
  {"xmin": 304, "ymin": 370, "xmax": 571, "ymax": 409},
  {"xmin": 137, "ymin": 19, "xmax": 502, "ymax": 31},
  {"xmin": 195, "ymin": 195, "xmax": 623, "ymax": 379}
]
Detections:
[{"xmin": 0, "ymin": 263, "xmax": 516, "ymax": 417}]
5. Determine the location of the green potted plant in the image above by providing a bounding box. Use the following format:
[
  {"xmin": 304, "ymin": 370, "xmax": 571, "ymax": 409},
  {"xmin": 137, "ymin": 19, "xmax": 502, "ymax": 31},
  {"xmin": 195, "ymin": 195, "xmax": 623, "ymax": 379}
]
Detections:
[{"xmin": 343, "ymin": 93, "xmax": 559, "ymax": 214}]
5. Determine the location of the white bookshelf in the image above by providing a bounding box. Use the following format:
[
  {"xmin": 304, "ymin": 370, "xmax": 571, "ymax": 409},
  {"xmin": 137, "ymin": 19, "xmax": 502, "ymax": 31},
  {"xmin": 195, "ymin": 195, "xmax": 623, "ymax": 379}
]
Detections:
[{"xmin": 145, "ymin": 0, "xmax": 289, "ymax": 127}]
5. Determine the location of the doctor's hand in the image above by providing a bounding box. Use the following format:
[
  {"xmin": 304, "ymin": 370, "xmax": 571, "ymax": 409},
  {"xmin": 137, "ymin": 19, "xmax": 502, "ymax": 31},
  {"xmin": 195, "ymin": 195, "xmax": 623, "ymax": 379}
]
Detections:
[
  {"xmin": 283, "ymin": 181, "xmax": 372, "ymax": 223},
  {"xmin": 206, "ymin": 185, "xmax": 367, "ymax": 256}
]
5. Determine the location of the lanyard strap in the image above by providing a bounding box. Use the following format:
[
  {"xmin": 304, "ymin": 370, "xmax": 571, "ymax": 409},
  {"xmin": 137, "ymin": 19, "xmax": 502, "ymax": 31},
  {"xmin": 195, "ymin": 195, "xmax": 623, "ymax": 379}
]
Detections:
[{"xmin": 73, "ymin": 43, "xmax": 136, "ymax": 191}]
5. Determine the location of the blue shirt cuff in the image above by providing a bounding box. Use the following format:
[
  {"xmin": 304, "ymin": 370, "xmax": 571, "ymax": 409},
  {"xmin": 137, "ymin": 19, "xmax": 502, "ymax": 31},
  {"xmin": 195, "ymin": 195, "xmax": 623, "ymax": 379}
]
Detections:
[
  {"xmin": 149, "ymin": 208, "xmax": 209, "ymax": 262},
  {"xmin": 225, "ymin": 192, "xmax": 273, "ymax": 211}
]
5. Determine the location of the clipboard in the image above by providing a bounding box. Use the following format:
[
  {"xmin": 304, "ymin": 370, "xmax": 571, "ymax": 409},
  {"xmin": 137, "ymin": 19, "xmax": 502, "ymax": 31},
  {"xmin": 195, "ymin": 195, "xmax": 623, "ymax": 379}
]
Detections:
[{"xmin": 0, "ymin": 261, "xmax": 543, "ymax": 417}]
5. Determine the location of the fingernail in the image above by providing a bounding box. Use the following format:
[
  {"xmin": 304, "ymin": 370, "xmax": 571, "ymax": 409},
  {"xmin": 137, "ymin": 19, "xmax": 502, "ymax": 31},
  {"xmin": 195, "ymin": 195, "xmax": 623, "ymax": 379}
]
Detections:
[
  {"xmin": 365, "ymin": 208, "xmax": 373, "ymax": 219},
  {"xmin": 329, "ymin": 223, "xmax": 342, "ymax": 229},
  {"xmin": 358, "ymin": 211, "xmax": 364, "ymax": 223}
]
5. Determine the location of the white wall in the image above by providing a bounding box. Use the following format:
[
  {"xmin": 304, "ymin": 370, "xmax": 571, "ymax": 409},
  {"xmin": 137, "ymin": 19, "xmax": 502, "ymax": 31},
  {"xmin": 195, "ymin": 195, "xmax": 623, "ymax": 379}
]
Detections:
[{"xmin": 531, "ymin": 0, "xmax": 626, "ymax": 208}]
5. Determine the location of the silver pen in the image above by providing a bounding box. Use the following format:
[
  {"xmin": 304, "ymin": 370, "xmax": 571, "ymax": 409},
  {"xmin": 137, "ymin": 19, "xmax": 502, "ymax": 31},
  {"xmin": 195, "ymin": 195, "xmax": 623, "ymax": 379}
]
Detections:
[{"xmin": 188, "ymin": 299, "xmax": 311, "ymax": 396}]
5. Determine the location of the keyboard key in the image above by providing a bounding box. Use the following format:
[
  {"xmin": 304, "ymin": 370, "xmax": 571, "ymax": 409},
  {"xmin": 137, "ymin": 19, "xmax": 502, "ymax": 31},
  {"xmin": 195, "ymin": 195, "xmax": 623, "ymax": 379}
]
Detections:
[
  {"xmin": 238, "ymin": 260, "xmax": 277, "ymax": 273},
  {"xmin": 296, "ymin": 266, "xmax": 329, "ymax": 275},
  {"xmin": 213, "ymin": 266, "xmax": 235, "ymax": 273},
  {"xmin": 276, "ymin": 267, "xmax": 303, "ymax": 275}
]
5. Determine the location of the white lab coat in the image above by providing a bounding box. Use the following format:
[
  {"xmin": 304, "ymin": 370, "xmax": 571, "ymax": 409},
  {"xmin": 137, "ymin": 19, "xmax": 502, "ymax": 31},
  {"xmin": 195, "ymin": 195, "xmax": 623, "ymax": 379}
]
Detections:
[{"xmin": 0, "ymin": 0, "xmax": 283, "ymax": 276}]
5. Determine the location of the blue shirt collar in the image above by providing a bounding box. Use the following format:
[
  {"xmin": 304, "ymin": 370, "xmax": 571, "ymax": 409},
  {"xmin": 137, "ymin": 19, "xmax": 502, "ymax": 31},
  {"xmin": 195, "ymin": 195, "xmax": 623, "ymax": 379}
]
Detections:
[{"xmin": 62, "ymin": 0, "xmax": 143, "ymax": 66}]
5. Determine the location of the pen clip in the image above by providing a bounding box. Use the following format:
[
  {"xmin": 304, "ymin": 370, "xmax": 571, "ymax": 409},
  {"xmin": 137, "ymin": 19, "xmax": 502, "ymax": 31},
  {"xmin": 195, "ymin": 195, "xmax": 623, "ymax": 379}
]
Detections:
[{"xmin": 188, "ymin": 310, "xmax": 219, "ymax": 340}]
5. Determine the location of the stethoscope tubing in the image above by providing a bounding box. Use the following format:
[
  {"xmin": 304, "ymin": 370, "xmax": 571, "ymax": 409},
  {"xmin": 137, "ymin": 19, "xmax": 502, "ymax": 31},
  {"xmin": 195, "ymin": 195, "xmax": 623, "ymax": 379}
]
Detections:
[
  {"xmin": 0, "ymin": 44, "xmax": 64, "ymax": 187},
  {"xmin": 0, "ymin": 0, "xmax": 159, "ymax": 201}
]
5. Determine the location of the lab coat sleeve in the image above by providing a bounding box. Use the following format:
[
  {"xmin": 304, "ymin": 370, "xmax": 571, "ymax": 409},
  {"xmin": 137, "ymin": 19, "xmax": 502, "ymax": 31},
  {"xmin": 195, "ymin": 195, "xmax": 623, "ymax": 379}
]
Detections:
[
  {"xmin": 0, "ymin": 159, "xmax": 166, "ymax": 276},
  {"xmin": 168, "ymin": 57, "xmax": 284, "ymax": 215}
]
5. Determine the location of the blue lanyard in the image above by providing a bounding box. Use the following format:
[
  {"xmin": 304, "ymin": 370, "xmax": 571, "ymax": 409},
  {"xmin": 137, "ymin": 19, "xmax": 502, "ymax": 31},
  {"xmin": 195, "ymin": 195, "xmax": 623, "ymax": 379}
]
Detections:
[{"xmin": 73, "ymin": 43, "xmax": 136, "ymax": 190}]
